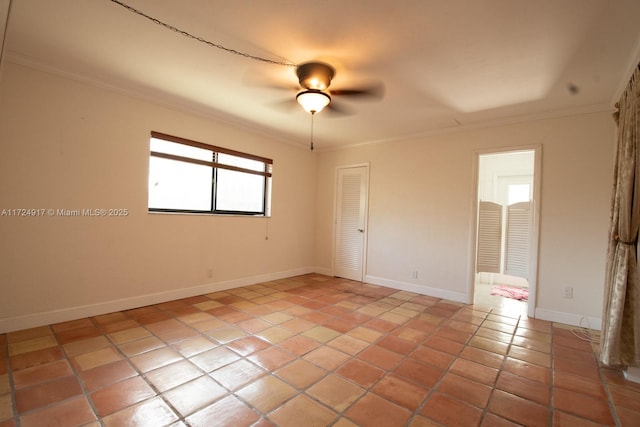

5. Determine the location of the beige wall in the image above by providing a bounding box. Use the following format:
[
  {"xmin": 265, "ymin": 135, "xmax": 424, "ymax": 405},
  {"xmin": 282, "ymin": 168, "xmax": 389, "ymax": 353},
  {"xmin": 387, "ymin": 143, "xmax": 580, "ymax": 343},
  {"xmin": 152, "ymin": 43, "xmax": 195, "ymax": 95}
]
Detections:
[
  {"xmin": 0, "ymin": 60, "xmax": 616, "ymax": 332},
  {"xmin": 0, "ymin": 63, "xmax": 317, "ymax": 332},
  {"xmin": 315, "ymin": 112, "xmax": 614, "ymax": 327}
]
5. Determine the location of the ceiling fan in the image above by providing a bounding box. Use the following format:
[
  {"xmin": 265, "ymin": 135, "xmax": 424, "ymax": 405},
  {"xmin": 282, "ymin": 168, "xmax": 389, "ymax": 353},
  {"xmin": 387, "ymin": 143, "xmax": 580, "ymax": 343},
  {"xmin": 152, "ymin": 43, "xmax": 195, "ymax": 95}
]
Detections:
[
  {"xmin": 256, "ymin": 61, "xmax": 384, "ymax": 116},
  {"xmin": 295, "ymin": 62, "xmax": 384, "ymax": 115},
  {"xmin": 247, "ymin": 61, "xmax": 384, "ymax": 150}
]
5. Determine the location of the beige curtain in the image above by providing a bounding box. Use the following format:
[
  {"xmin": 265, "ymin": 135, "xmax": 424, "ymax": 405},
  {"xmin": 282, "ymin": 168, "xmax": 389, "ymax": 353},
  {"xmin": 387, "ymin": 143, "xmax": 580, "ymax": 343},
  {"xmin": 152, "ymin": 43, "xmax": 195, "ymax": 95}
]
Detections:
[{"xmin": 601, "ymin": 64, "xmax": 640, "ymax": 367}]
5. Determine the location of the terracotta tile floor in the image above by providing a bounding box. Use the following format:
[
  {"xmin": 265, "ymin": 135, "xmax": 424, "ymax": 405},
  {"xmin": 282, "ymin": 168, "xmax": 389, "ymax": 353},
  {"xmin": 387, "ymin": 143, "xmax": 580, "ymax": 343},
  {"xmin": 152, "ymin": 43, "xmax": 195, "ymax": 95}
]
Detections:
[{"xmin": 2, "ymin": 274, "xmax": 640, "ymax": 426}]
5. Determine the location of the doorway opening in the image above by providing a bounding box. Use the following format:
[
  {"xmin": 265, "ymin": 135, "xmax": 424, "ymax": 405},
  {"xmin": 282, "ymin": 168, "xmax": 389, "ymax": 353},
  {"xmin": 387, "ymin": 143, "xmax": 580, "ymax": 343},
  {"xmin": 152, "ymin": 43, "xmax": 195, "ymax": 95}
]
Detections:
[{"xmin": 473, "ymin": 149, "xmax": 539, "ymax": 317}]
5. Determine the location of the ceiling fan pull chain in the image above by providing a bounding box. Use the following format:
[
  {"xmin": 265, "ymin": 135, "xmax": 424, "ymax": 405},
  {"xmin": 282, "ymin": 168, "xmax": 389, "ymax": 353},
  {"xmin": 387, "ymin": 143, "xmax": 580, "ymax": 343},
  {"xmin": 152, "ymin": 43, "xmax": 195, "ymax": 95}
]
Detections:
[{"xmin": 310, "ymin": 113, "xmax": 315, "ymax": 151}]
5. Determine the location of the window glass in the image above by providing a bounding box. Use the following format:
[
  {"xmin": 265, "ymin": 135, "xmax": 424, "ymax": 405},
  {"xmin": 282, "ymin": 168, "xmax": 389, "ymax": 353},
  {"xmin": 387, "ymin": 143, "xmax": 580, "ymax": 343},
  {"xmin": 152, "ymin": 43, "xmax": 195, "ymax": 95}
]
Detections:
[
  {"xmin": 217, "ymin": 153, "xmax": 264, "ymax": 171},
  {"xmin": 216, "ymin": 168, "xmax": 265, "ymax": 212},
  {"xmin": 148, "ymin": 157, "xmax": 212, "ymax": 210},
  {"xmin": 508, "ymin": 184, "xmax": 531, "ymax": 205},
  {"xmin": 148, "ymin": 132, "xmax": 271, "ymax": 216},
  {"xmin": 150, "ymin": 138, "xmax": 211, "ymax": 161}
]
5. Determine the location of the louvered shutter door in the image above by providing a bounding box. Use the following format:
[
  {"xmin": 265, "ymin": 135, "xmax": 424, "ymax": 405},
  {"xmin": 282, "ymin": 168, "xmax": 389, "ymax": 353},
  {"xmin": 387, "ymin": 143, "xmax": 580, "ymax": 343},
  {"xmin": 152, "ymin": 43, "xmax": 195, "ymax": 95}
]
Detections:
[
  {"xmin": 504, "ymin": 201, "xmax": 532, "ymax": 279},
  {"xmin": 334, "ymin": 167, "xmax": 366, "ymax": 281},
  {"xmin": 477, "ymin": 201, "xmax": 502, "ymax": 273}
]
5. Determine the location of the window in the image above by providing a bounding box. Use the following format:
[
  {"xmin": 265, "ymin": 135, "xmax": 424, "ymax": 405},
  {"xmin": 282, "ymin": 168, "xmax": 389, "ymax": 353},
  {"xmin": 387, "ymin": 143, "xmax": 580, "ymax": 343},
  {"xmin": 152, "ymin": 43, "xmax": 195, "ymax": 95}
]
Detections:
[
  {"xmin": 148, "ymin": 131, "xmax": 272, "ymax": 215},
  {"xmin": 507, "ymin": 183, "xmax": 531, "ymax": 205}
]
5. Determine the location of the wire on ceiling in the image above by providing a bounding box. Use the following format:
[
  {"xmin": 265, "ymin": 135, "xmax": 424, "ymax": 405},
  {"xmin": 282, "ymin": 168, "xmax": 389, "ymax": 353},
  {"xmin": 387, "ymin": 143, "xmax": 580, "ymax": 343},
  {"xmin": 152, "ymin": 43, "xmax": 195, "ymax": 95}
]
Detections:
[{"xmin": 108, "ymin": 0, "xmax": 296, "ymax": 67}]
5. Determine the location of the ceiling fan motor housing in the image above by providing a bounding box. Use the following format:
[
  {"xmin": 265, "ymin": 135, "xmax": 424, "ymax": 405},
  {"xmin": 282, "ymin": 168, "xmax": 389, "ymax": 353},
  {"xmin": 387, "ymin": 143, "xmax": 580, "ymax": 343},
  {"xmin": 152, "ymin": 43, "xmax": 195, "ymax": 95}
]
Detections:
[{"xmin": 296, "ymin": 62, "xmax": 336, "ymax": 90}]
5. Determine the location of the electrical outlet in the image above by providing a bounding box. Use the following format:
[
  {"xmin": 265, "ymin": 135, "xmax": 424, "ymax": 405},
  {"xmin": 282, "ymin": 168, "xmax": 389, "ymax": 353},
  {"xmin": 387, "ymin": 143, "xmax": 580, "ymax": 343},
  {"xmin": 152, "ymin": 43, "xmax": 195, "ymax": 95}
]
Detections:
[
  {"xmin": 562, "ymin": 286, "xmax": 573, "ymax": 299},
  {"xmin": 412, "ymin": 270, "xmax": 418, "ymax": 279},
  {"xmin": 207, "ymin": 268, "xmax": 214, "ymax": 279}
]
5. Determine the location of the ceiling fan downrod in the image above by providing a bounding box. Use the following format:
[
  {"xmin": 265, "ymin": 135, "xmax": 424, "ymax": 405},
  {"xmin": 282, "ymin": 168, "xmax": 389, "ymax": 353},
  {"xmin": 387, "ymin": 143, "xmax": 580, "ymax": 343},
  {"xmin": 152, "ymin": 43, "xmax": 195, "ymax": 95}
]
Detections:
[{"xmin": 309, "ymin": 112, "xmax": 315, "ymax": 151}]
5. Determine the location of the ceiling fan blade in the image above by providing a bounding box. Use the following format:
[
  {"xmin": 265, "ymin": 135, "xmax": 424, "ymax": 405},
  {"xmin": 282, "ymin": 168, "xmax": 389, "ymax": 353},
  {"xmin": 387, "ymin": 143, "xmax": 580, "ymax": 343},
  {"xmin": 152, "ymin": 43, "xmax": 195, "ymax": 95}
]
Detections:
[
  {"xmin": 268, "ymin": 98, "xmax": 299, "ymax": 112},
  {"xmin": 257, "ymin": 82, "xmax": 300, "ymax": 91},
  {"xmin": 324, "ymin": 100, "xmax": 355, "ymax": 116},
  {"xmin": 331, "ymin": 81, "xmax": 385, "ymax": 100}
]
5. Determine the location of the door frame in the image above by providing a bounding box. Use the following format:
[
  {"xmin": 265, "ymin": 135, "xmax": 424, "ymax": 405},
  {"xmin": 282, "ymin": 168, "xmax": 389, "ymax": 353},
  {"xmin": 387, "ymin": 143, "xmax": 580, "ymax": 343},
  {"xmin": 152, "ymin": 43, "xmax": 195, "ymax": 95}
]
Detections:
[
  {"xmin": 468, "ymin": 146, "xmax": 542, "ymax": 318},
  {"xmin": 332, "ymin": 163, "xmax": 370, "ymax": 281}
]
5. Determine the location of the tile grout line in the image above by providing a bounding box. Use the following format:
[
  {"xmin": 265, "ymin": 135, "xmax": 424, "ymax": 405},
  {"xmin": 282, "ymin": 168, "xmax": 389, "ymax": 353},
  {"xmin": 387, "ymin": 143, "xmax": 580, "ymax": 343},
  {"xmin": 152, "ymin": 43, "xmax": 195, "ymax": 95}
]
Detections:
[
  {"xmin": 162, "ymin": 286, "xmax": 304, "ymax": 424},
  {"xmin": 169, "ymin": 280, "xmax": 349, "ymax": 424},
  {"xmin": 477, "ymin": 308, "xmax": 522, "ymax": 425},
  {"xmin": 0, "ymin": 283, "xmax": 531, "ymax": 425},
  {"xmin": 270, "ymin": 287, "xmax": 417, "ymax": 426},
  {"xmin": 4, "ymin": 275, "xmax": 631, "ymax": 426},
  {"xmin": 338, "ymin": 297, "xmax": 452, "ymax": 426},
  {"xmin": 61, "ymin": 318, "xmax": 108, "ymax": 427},
  {"xmin": 253, "ymin": 286, "xmax": 454, "ymax": 426},
  {"xmin": 8, "ymin": 325, "xmax": 92, "ymax": 425},
  {"xmin": 408, "ymin": 305, "xmax": 492, "ymax": 427},
  {"xmin": 551, "ymin": 323, "xmax": 621, "ymax": 425},
  {"xmin": 476, "ymin": 307, "xmax": 505, "ymax": 425},
  {"xmin": 372, "ymin": 297, "xmax": 472, "ymax": 425},
  {"xmin": 550, "ymin": 322, "xmax": 556, "ymax": 427},
  {"xmin": 515, "ymin": 313, "xmax": 553, "ymax": 427},
  {"xmin": 242, "ymin": 281, "xmax": 374, "ymax": 425},
  {"xmin": 474, "ymin": 308, "xmax": 556, "ymax": 425},
  {"xmin": 595, "ymin": 341, "xmax": 622, "ymax": 427},
  {"xmin": 2, "ymin": 333, "xmax": 20, "ymax": 427},
  {"xmin": 101, "ymin": 317, "xmax": 192, "ymax": 425}
]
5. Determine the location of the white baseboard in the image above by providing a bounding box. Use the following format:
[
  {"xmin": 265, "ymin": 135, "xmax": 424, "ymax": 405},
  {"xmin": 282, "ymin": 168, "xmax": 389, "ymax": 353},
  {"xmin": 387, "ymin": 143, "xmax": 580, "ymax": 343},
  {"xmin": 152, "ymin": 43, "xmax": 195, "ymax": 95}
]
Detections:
[
  {"xmin": 313, "ymin": 266, "xmax": 333, "ymax": 277},
  {"xmin": 0, "ymin": 267, "xmax": 314, "ymax": 334},
  {"xmin": 2, "ymin": 268, "xmax": 603, "ymax": 334},
  {"xmin": 365, "ymin": 275, "xmax": 468, "ymax": 303},
  {"xmin": 624, "ymin": 367, "xmax": 640, "ymax": 383},
  {"xmin": 534, "ymin": 308, "xmax": 602, "ymax": 330}
]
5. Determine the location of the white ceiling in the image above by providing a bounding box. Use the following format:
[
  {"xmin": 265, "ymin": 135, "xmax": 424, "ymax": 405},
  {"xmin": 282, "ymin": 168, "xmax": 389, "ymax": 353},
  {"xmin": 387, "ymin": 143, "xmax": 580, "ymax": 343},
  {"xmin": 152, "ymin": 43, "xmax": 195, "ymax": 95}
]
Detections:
[{"xmin": 4, "ymin": 0, "xmax": 640, "ymax": 149}]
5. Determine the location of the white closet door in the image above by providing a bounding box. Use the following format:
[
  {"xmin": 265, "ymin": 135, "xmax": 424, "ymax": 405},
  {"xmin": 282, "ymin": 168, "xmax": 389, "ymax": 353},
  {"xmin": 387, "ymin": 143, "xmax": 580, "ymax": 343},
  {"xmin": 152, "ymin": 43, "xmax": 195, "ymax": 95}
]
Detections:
[
  {"xmin": 334, "ymin": 166, "xmax": 368, "ymax": 281},
  {"xmin": 477, "ymin": 201, "xmax": 503, "ymax": 274},
  {"xmin": 505, "ymin": 201, "xmax": 532, "ymax": 279}
]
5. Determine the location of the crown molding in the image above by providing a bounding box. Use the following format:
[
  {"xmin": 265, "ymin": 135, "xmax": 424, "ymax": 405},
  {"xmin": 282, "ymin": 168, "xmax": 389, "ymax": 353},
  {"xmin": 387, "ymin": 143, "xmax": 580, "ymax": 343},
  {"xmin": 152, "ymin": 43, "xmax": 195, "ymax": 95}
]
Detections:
[
  {"xmin": 4, "ymin": 52, "xmax": 617, "ymax": 155},
  {"xmin": 319, "ymin": 102, "xmax": 614, "ymax": 153},
  {"xmin": 5, "ymin": 52, "xmax": 311, "ymax": 152}
]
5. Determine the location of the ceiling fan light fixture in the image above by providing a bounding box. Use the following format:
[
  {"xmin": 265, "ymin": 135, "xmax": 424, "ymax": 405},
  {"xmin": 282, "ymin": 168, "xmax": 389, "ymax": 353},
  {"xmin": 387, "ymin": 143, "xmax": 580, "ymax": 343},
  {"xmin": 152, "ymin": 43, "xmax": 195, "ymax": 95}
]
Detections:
[{"xmin": 296, "ymin": 89, "xmax": 331, "ymax": 114}]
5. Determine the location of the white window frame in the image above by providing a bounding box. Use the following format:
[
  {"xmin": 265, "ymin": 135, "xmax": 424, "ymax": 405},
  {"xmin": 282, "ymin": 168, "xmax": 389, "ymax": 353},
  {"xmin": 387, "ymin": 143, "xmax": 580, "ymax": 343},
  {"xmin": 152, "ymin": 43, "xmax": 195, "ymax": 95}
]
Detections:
[{"xmin": 148, "ymin": 131, "xmax": 272, "ymax": 216}]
